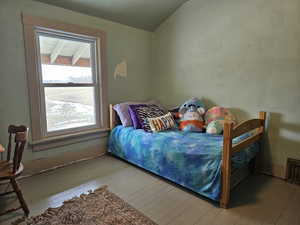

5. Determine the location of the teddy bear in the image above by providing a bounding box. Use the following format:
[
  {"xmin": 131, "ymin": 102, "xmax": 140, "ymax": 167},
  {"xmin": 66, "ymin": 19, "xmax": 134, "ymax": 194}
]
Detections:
[
  {"xmin": 178, "ymin": 97, "xmax": 206, "ymax": 132},
  {"xmin": 205, "ymin": 106, "xmax": 237, "ymax": 134}
]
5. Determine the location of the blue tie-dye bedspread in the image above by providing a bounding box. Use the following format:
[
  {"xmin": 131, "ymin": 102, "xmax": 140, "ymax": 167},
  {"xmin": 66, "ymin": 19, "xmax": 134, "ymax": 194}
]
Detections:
[{"xmin": 108, "ymin": 126, "xmax": 259, "ymax": 201}]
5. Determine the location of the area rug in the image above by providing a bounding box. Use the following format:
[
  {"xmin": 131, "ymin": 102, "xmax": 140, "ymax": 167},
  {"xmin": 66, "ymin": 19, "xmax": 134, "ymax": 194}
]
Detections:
[{"xmin": 13, "ymin": 186, "xmax": 157, "ymax": 225}]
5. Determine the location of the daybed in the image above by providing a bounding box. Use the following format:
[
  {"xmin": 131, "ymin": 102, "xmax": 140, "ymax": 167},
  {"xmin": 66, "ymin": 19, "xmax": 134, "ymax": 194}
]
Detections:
[{"xmin": 108, "ymin": 104, "xmax": 266, "ymax": 208}]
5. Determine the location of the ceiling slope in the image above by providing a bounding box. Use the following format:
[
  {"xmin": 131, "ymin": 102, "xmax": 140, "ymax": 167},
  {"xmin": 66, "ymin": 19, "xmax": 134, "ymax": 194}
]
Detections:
[{"xmin": 34, "ymin": 0, "xmax": 189, "ymax": 31}]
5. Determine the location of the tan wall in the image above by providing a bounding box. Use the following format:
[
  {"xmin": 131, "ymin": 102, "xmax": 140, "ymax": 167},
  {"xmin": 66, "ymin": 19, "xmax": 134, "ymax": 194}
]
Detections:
[
  {"xmin": 152, "ymin": 0, "xmax": 300, "ymax": 178},
  {"xmin": 0, "ymin": 0, "xmax": 152, "ymax": 169}
]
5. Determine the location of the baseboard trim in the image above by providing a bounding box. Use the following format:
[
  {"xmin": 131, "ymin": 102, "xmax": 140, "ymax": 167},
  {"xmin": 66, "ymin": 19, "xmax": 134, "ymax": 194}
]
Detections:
[
  {"xmin": 19, "ymin": 152, "xmax": 106, "ymax": 180},
  {"xmin": 257, "ymin": 164, "xmax": 286, "ymax": 179}
]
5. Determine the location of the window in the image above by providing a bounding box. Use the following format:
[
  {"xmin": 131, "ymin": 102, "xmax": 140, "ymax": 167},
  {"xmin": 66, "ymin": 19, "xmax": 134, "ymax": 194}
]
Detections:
[
  {"xmin": 38, "ymin": 32, "xmax": 98, "ymax": 134},
  {"xmin": 22, "ymin": 15, "xmax": 108, "ymax": 150}
]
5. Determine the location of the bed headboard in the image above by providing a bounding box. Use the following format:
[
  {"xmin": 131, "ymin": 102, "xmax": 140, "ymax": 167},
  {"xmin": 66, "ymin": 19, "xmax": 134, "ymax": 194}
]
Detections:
[{"xmin": 109, "ymin": 104, "xmax": 121, "ymax": 130}]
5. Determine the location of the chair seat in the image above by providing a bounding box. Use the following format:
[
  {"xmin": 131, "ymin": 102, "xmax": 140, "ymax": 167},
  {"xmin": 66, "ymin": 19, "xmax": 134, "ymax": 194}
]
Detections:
[{"xmin": 0, "ymin": 160, "xmax": 24, "ymax": 179}]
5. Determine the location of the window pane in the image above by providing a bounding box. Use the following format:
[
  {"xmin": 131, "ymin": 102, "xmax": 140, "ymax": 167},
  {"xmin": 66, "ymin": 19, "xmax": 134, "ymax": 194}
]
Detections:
[
  {"xmin": 41, "ymin": 64, "xmax": 93, "ymax": 83},
  {"xmin": 38, "ymin": 34, "xmax": 94, "ymax": 83},
  {"xmin": 45, "ymin": 87, "xmax": 96, "ymax": 132}
]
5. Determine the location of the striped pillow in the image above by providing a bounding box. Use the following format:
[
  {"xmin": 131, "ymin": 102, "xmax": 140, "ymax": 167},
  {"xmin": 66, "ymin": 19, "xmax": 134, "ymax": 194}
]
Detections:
[{"xmin": 147, "ymin": 112, "xmax": 176, "ymax": 132}]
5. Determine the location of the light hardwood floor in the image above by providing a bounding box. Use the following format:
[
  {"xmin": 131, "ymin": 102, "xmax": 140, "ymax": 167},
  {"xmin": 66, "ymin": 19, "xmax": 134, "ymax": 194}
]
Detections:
[{"xmin": 0, "ymin": 155, "xmax": 299, "ymax": 225}]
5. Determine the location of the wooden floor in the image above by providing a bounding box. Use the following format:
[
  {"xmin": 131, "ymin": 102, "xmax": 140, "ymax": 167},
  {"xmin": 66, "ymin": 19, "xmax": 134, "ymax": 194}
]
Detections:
[{"xmin": 0, "ymin": 155, "xmax": 299, "ymax": 225}]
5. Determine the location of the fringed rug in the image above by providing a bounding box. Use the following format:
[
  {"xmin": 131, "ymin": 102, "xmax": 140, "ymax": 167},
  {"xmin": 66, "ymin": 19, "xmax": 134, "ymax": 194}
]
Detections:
[{"xmin": 13, "ymin": 186, "xmax": 157, "ymax": 225}]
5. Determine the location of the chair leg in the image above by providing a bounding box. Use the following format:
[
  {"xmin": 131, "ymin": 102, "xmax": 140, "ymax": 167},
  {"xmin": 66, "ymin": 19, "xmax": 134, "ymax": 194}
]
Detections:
[{"xmin": 10, "ymin": 178, "xmax": 29, "ymax": 216}]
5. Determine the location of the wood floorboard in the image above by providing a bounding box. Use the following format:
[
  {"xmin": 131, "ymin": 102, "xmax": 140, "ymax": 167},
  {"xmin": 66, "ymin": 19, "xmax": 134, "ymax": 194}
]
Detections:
[
  {"xmin": 0, "ymin": 155, "xmax": 299, "ymax": 225},
  {"xmin": 166, "ymin": 196, "xmax": 215, "ymax": 225}
]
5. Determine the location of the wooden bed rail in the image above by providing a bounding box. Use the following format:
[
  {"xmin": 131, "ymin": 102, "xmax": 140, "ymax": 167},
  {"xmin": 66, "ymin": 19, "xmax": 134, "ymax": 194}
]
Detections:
[
  {"xmin": 109, "ymin": 104, "xmax": 117, "ymax": 130},
  {"xmin": 232, "ymin": 119, "xmax": 264, "ymax": 138},
  {"xmin": 220, "ymin": 111, "xmax": 266, "ymax": 208}
]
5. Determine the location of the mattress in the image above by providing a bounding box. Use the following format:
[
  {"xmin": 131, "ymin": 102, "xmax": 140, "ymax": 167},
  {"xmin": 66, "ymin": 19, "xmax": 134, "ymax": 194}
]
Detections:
[{"xmin": 108, "ymin": 126, "xmax": 259, "ymax": 201}]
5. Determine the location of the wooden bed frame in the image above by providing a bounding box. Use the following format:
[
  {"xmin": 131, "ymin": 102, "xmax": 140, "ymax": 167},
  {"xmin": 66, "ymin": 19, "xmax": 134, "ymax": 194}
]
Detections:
[{"xmin": 109, "ymin": 104, "xmax": 266, "ymax": 208}]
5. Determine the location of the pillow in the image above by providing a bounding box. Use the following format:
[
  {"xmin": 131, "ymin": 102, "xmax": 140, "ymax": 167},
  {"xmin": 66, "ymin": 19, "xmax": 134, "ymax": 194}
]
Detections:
[
  {"xmin": 128, "ymin": 104, "xmax": 147, "ymax": 129},
  {"xmin": 113, "ymin": 100, "xmax": 164, "ymax": 127},
  {"xmin": 148, "ymin": 112, "xmax": 176, "ymax": 132},
  {"xmin": 205, "ymin": 106, "xmax": 237, "ymax": 125},
  {"xmin": 169, "ymin": 107, "xmax": 180, "ymax": 121},
  {"xmin": 128, "ymin": 104, "xmax": 166, "ymax": 132}
]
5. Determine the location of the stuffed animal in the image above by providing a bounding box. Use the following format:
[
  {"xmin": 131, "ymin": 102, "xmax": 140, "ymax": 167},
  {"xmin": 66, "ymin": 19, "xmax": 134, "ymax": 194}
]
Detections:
[
  {"xmin": 0, "ymin": 144, "xmax": 5, "ymax": 153},
  {"xmin": 205, "ymin": 106, "xmax": 236, "ymax": 134},
  {"xmin": 206, "ymin": 120, "xmax": 223, "ymax": 134},
  {"xmin": 178, "ymin": 97, "xmax": 206, "ymax": 132}
]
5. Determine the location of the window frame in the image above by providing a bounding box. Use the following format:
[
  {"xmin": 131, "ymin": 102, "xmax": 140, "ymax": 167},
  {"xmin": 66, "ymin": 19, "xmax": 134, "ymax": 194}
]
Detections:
[
  {"xmin": 22, "ymin": 14, "xmax": 108, "ymax": 151},
  {"xmin": 36, "ymin": 29, "xmax": 100, "ymax": 136}
]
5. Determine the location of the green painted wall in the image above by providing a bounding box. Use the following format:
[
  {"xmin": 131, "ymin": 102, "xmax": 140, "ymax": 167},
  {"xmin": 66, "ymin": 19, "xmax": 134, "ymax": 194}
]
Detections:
[
  {"xmin": 152, "ymin": 0, "xmax": 300, "ymax": 177},
  {"xmin": 0, "ymin": 0, "xmax": 299, "ymax": 178},
  {"xmin": 0, "ymin": 0, "xmax": 152, "ymax": 163}
]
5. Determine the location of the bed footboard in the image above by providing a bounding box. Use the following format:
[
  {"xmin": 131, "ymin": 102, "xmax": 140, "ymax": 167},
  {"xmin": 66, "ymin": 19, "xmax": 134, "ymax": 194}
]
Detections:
[{"xmin": 220, "ymin": 111, "xmax": 266, "ymax": 208}]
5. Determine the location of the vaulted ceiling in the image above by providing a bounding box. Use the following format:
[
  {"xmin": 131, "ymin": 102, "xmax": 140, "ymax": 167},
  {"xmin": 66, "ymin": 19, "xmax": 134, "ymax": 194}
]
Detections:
[{"xmin": 34, "ymin": 0, "xmax": 190, "ymax": 31}]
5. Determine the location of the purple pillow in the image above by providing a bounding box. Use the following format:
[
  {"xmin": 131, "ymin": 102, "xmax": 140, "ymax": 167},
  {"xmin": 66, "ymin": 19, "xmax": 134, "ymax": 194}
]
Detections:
[
  {"xmin": 128, "ymin": 105, "xmax": 146, "ymax": 129},
  {"xmin": 113, "ymin": 102, "xmax": 144, "ymax": 127},
  {"xmin": 113, "ymin": 100, "xmax": 165, "ymax": 127},
  {"xmin": 128, "ymin": 104, "xmax": 167, "ymax": 132}
]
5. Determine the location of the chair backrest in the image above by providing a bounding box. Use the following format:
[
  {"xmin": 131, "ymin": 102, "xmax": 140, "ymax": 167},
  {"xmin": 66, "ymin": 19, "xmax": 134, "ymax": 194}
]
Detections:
[{"xmin": 6, "ymin": 125, "xmax": 28, "ymax": 174}]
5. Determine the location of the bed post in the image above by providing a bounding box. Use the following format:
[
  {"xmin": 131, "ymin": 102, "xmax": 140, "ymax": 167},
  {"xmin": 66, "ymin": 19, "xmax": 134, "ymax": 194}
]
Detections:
[
  {"xmin": 109, "ymin": 104, "xmax": 116, "ymax": 130},
  {"xmin": 254, "ymin": 111, "xmax": 267, "ymax": 171},
  {"xmin": 220, "ymin": 121, "xmax": 234, "ymax": 208},
  {"xmin": 259, "ymin": 112, "xmax": 266, "ymax": 132}
]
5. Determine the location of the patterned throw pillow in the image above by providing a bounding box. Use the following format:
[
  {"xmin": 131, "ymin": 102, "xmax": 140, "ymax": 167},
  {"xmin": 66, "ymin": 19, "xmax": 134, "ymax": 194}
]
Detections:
[
  {"xmin": 113, "ymin": 100, "xmax": 165, "ymax": 127},
  {"xmin": 128, "ymin": 104, "xmax": 166, "ymax": 132},
  {"xmin": 148, "ymin": 112, "xmax": 176, "ymax": 132},
  {"xmin": 128, "ymin": 104, "xmax": 147, "ymax": 129}
]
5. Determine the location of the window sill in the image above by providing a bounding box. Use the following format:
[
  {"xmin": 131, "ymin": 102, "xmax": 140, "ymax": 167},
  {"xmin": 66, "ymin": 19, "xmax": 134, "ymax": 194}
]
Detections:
[{"xmin": 30, "ymin": 128, "xmax": 110, "ymax": 151}]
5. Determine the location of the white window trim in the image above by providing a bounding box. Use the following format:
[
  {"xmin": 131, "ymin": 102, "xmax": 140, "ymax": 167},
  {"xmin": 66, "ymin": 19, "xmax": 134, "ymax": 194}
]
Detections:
[
  {"xmin": 22, "ymin": 14, "xmax": 108, "ymax": 151},
  {"xmin": 36, "ymin": 29, "xmax": 101, "ymax": 137}
]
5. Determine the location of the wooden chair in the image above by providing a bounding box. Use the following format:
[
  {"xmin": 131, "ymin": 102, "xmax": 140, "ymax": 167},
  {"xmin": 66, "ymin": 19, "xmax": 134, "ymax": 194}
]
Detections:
[{"xmin": 0, "ymin": 125, "xmax": 29, "ymax": 217}]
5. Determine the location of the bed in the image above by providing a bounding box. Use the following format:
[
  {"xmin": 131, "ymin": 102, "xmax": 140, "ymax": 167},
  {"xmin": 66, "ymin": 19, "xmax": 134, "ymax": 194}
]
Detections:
[{"xmin": 108, "ymin": 104, "xmax": 266, "ymax": 208}]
